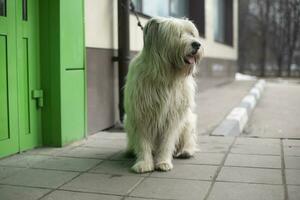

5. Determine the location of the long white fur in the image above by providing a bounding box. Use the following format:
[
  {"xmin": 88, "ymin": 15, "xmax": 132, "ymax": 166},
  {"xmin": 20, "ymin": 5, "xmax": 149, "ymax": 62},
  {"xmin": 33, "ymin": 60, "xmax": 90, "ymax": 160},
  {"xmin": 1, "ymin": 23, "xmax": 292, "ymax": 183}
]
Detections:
[{"xmin": 124, "ymin": 17, "xmax": 203, "ymax": 173}]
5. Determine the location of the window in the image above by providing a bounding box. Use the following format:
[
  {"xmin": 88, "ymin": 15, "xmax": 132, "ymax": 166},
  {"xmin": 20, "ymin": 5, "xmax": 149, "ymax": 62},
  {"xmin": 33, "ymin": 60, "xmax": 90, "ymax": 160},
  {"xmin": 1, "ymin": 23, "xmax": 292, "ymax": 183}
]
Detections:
[
  {"xmin": 131, "ymin": 0, "xmax": 205, "ymax": 37},
  {"xmin": 143, "ymin": 0, "xmax": 169, "ymax": 17},
  {"xmin": 214, "ymin": 0, "xmax": 225, "ymax": 42},
  {"xmin": 169, "ymin": 0, "xmax": 189, "ymax": 18},
  {"xmin": 22, "ymin": 0, "xmax": 28, "ymax": 20},
  {"xmin": 132, "ymin": 0, "xmax": 189, "ymax": 18},
  {"xmin": 189, "ymin": 0, "xmax": 205, "ymax": 37},
  {"xmin": 0, "ymin": 0, "xmax": 6, "ymax": 16},
  {"xmin": 213, "ymin": 0, "xmax": 233, "ymax": 45}
]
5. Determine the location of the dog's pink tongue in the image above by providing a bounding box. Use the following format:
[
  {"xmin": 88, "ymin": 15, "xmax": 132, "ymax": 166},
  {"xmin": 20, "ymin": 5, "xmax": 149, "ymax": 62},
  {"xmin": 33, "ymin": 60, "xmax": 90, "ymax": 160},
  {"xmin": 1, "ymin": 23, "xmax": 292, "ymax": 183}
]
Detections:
[{"xmin": 187, "ymin": 56, "xmax": 195, "ymax": 64}]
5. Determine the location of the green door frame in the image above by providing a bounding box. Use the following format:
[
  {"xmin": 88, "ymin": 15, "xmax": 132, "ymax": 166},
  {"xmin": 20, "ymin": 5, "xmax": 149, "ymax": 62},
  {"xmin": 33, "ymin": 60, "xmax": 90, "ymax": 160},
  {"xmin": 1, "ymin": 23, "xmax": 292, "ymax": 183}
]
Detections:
[
  {"xmin": 17, "ymin": 0, "xmax": 42, "ymax": 151},
  {"xmin": 0, "ymin": 0, "xmax": 86, "ymax": 158},
  {"xmin": 0, "ymin": 0, "xmax": 19, "ymax": 157},
  {"xmin": 40, "ymin": 0, "xmax": 86, "ymax": 147}
]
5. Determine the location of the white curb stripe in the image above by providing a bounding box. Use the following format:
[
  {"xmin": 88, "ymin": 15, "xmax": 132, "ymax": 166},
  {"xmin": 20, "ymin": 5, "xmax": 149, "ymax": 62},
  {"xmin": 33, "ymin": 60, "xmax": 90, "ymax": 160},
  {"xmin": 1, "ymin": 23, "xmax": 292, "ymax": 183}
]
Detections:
[
  {"xmin": 255, "ymin": 84, "xmax": 264, "ymax": 92},
  {"xmin": 250, "ymin": 88, "xmax": 261, "ymax": 99},
  {"xmin": 211, "ymin": 79, "xmax": 266, "ymax": 137},
  {"xmin": 242, "ymin": 95, "xmax": 256, "ymax": 110},
  {"xmin": 226, "ymin": 107, "xmax": 248, "ymax": 132},
  {"xmin": 260, "ymin": 79, "xmax": 266, "ymax": 86},
  {"xmin": 255, "ymin": 80, "xmax": 266, "ymax": 92}
]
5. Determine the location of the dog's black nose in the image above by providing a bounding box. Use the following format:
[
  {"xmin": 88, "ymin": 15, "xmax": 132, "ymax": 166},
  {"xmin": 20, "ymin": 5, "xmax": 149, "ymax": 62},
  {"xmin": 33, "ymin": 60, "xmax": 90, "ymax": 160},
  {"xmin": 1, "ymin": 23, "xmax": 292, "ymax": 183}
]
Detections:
[{"xmin": 191, "ymin": 42, "xmax": 201, "ymax": 50}]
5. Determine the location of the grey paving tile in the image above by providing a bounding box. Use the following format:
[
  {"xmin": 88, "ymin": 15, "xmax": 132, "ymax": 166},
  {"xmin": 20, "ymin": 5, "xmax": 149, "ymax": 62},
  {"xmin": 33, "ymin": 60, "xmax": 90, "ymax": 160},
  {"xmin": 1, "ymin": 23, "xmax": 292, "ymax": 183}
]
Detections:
[
  {"xmin": 0, "ymin": 155, "xmax": 51, "ymax": 168},
  {"xmin": 225, "ymin": 154, "xmax": 281, "ymax": 168},
  {"xmin": 58, "ymin": 146, "xmax": 120, "ymax": 159},
  {"xmin": 109, "ymin": 151, "xmax": 136, "ymax": 161},
  {"xmin": 217, "ymin": 166, "xmax": 282, "ymax": 184},
  {"xmin": 199, "ymin": 143, "xmax": 230, "ymax": 153},
  {"xmin": 0, "ymin": 185, "xmax": 50, "ymax": 200},
  {"xmin": 125, "ymin": 197, "xmax": 158, "ymax": 200},
  {"xmin": 83, "ymin": 138, "xmax": 127, "ymax": 149},
  {"xmin": 41, "ymin": 190, "xmax": 121, "ymax": 200},
  {"xmin": 0, "ymin": 168, "xmax": 78, "ymax": 188},
  {"xmin": 151, "ymin": 164, "xmax": 217, "ymax": 180},
  {"xmin": 61, "ymin": 173, "xmax": 142, "ymax": 195},
  {"xmin": 235, "ymin": 137, "xmax": 280, "ymax": 145},
  {"xmin": 288, "ymin": 185, "xmax": 300, "ymax": 200},
  {"xmin": 90, "ymin": 160, "xmax": 149, "ymax": 176},
  {"xmin": 0, "ymin": 166, "xmax": 24, "ymax": 180},
  {"xmin": 173, "ymin": 152, "xmax": 225, "ymax": 165},
  {"xmin": 131, "ymin": 177, "xmax": 210, "ymax": 200},
  {"xmin": 283, "ymin": 139, "xmax": 300, "ymax": 147},
  {"xmin": 110, "ymin": 151, "xmax": 223, "ymax": 177},
  {"xmin": 33, "ymin": 157, "xmax": 101, "ymax": 172},
  {"xmin": 285, "ymin": 156, "xmax": 300, "ymax": 169},
  {"xmin": 24, "ymin": 146, "xmax": 78, "ymax": 156},
  {"xmin": 230, "ymin": 144, "xmax": 281, "ymax": 155},
  {"xmin": 26, "ymin": 148, "xmax": 63, "ymax": 156},
  {"xmin": 198, "ymin": 136, "xmax": 234, "ymax": 144},
  {"xmin": 90, "ymin": 132, "xmax": 127, "ymax": 140},
  {"xmin": 286, "ymin": 169, "xmax": 300, "ymax": 185},
  {"xmin": 284, "ymin": 146, "xmax": 300, "ymax": 157},
  {"xmin": 207, "ymin": 182, "xmax": 284, "ymax": 200}
]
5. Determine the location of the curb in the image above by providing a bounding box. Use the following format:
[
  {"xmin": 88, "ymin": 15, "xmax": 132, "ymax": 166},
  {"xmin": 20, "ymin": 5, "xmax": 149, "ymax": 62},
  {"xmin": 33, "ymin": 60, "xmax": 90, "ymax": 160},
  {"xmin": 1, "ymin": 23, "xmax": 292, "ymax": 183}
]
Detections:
[{"xmin": 211, "ymin": 80, "xmax": 266, "ymax": 136}]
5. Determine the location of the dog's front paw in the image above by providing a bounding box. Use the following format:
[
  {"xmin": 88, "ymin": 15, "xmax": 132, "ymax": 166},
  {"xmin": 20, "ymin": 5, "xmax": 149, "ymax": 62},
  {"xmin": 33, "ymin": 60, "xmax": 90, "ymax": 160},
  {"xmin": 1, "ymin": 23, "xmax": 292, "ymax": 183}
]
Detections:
[
  {"xmin": 131, "ymin": 161, "xmax": 154, "ymax": 173},
  {"xmin": 155, "ymin": 161, "xmax": 173, "ymax": 171},
  {"xmin": 174, "ymin": 149, "xmax": 195, "ymax": 159}
]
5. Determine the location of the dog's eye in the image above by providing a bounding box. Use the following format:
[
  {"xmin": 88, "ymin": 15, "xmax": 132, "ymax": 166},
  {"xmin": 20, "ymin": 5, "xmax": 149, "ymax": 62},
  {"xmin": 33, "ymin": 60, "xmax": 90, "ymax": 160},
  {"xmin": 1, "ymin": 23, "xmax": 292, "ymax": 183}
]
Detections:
[{"xmin": 189, "ymin": 32, "xmax": 194, "ymax": 37}]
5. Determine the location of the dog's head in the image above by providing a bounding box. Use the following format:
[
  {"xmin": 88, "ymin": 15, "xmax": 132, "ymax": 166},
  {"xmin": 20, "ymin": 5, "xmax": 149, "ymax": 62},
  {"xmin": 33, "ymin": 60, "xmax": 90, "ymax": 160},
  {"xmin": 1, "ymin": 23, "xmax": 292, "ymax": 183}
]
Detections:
[{"xmin": 143, "ymin": 17, "xmax": 203, "ymax": 75}]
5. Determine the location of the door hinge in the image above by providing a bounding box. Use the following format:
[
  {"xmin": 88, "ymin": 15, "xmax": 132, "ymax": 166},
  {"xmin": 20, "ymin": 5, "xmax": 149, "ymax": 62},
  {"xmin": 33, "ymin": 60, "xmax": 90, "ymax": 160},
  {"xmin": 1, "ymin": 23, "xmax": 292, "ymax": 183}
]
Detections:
[{"xmin": 32, "ymin": 89, "xmax": 44, "ymax": 108}]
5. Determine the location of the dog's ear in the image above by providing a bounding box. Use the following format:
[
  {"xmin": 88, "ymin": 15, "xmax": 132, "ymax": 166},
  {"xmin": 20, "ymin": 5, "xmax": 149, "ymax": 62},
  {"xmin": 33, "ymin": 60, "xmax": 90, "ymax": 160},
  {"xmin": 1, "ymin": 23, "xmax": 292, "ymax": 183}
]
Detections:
[
  {"xmin": 143, "ymin": 18, "xmax": 160, "ymax": 40},
  {"xmin": 143, "ymin": 18, "xmax": 160, "ymax": 49},
  {"xmin": 144, "ymin": 18, "xmax": 159, "ymax": 36}
]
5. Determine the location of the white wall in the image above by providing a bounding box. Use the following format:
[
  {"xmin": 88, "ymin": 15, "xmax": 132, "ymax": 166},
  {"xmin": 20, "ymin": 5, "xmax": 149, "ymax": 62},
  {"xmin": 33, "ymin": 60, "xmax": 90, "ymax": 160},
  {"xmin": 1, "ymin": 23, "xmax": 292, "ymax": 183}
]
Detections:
[
  {"xmin": 85, "ymin": 0, "xmax": 146, "ymax": 51},
  {"xmin": 85, "ymin": 0, "xmax": 117, "ymax": 49},
  {"xmin": 202, "ymin": 0, "xmax": 238, "ymax": 59},
  {"xmin": 85, "ymin": 0, "xmax": 238, "ymax": 60}
]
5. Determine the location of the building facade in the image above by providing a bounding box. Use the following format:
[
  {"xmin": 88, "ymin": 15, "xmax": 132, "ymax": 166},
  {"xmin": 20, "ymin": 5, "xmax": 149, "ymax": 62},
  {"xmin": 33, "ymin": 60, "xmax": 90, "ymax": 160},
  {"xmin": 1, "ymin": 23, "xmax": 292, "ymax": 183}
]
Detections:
[
  {"xmin": 85, "ymin": 0, "xmax": 239, "ymax": 134},
  {"xmin": 0, "ymin": 0, "xmax": 238, "ymax": 158}
]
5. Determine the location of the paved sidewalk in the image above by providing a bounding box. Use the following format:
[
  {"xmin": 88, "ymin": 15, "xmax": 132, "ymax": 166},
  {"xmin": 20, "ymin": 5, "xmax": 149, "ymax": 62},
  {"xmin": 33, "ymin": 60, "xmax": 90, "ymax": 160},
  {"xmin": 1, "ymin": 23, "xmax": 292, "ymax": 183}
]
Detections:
[
  {"xmin": 195, "ymin": 80, "xmax": 255, "ymax": 135},
  {"xmin": 1, "ymin": 131, "xmax": 299, "ymax": 200},
  {"xmin": 244, "ymin": 80, "xmax": 300, "ymax": 138}
]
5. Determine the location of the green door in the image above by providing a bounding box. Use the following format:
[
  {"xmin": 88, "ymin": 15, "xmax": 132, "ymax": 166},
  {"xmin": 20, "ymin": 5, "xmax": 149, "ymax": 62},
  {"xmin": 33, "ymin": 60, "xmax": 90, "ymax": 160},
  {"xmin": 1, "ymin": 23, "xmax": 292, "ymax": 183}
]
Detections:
[
  {"xmin": 17, "ymin": 0, "xmax": 42, "ymax": 151},
  {"xmin": 0, "ymin": 0, "xmax": 41, "ymax": 157},
  {"xmin": 0, "ymin": 0, "xmax": 19, "ymax": 157}
]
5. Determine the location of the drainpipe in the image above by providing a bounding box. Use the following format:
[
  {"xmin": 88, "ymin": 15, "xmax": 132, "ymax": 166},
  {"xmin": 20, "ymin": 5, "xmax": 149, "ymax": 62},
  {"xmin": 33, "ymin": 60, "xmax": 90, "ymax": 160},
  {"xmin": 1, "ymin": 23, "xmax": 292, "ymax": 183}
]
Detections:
[{"xmin": 117, "ymin": 0, "xmax": 130, "ymax": 123}]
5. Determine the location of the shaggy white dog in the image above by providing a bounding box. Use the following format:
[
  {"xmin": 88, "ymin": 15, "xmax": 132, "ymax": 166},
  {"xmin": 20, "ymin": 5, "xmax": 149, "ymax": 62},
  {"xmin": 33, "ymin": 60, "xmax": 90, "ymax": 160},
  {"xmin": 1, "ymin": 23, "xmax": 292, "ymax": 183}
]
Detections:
[{"xmin": 124, "ymin": 17, "xmax": 203, "ymax": 173}]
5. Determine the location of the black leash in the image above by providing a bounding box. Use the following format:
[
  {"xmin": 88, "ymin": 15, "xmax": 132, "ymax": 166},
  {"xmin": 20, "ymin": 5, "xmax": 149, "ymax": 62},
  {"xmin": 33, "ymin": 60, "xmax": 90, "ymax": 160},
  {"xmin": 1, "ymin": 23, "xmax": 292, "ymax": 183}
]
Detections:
[{"xmin": 130, "ymin": 0, "xmax": 144, "ymax": 31}]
